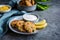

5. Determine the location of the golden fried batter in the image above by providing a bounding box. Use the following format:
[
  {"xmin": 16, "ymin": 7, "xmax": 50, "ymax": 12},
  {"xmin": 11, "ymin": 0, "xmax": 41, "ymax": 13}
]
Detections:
[
  {"xmin": 18, "ymin": 26, "xmax": 25, "ymax": 32},
  {"xmin": 24, "ymin": 22, "xmax": 36, "ymax": 33},
  {"xmin": 11, "ymin": 20, "xmax": 18, "ymax": 27},
  {"xmin": 16, "ymin": 20, "xmax": 25, "ymax": 32},
  {"xmin": 16, "ymin": 20, "xmax": 24, "ymax": 27},
  {"xmin": 11, "ymin": 20, "xmax": 36, "ymax": 33}
]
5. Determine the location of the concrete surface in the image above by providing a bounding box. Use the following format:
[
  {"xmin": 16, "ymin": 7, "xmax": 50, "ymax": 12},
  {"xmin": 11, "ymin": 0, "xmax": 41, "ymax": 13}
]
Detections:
[{"xmin": 0, "ymin": 0, "xmax": 60, "ymax": 40}]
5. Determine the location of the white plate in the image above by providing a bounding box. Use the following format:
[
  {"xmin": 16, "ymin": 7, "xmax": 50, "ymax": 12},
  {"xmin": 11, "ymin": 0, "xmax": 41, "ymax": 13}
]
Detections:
[{"xmin": 8, "ymin": 16, "xmax": 40, "ymax": 35}]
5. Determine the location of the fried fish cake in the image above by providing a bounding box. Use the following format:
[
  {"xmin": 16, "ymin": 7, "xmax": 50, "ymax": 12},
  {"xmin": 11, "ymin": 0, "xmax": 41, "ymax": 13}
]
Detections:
[
  {"xmin": 18, "ymin": 26, "xmax": 25, "ymax": 32},
  {"xmin": 24, "ymin": 25, "xmax": 33, "ymax": 33},
  {"xmin": 24, "ymin": 22, "xmax": 36, "ymax": 33},
  {"xmin": 16, "ymin": 20, "xmax": 24, "ymax": 27},
  {"xmin": 11, "ymin": 20, "xmax": 18, "ymax": 27},
  {"xmin": 16, "ymin": 20, "xmax": 25, "ymax": 32}
]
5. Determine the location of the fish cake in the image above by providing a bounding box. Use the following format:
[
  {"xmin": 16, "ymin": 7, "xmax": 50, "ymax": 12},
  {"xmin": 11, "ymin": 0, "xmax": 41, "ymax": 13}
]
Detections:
[
  {"xmin": 16, "ymin": 20, "xmax": 25, "ymax": 32},
  {"xmin": 11, "ymin": 20, "xmax": 18, "ymax": 27},
  {"xmin": 16, "ymin": 20, "xmax": 24, "ymax": 27},
  {"xmin": 24, "ymin": 22, "xmax": 36, "ymax": 33}
]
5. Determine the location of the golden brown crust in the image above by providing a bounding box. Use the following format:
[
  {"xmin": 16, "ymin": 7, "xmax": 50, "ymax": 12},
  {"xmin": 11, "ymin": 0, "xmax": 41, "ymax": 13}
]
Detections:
[
  {"xmin": 16, "ymin": 20, "xmax": 25, "ymax": 32},
  {"xmin": 19, "ymin": 0, "xmax": 35, "ymax": 6},
  {"xmin": 31, "ymin": 0, "xmax": 35, "ymax": 5},
  {"xmin": 11, "ymin": 20, "xmax": 18, "ymax": 27},
  {"xmin": 16, "ymin": 20, "xmax": 24, "ymax": 27},
  {"xmin": 25, "ymin": 0, "xmax": 32, "ymax": 6},
  {"xmin": 24, "ymin": 22, "xmax": 36, "ymax": 33},
  {"xmin": 11, "ymin": 20, "xmax": 36, "ymax": 33}
]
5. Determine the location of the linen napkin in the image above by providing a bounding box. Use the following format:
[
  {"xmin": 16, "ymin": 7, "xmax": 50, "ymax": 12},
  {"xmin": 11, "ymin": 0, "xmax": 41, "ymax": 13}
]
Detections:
[{"xmin": 0, "ymin": 10, "xmax": 27, "ymax": 35}]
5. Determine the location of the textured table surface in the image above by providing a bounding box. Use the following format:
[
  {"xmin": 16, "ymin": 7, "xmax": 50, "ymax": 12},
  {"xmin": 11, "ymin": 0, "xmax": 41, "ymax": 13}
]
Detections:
[{"xmin": 1, "ymin": 0, "xmax": 60, "ymax": 40}]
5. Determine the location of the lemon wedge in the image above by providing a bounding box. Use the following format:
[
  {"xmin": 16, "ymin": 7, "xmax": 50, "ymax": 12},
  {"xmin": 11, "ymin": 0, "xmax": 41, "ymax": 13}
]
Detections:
[
  {"xmin": 35, "ymin": 19, "xmax": 46, "ymax": 26},
  {"xmin": 36, "ymin": 23, "xmax": 48, "ymax": 29}
]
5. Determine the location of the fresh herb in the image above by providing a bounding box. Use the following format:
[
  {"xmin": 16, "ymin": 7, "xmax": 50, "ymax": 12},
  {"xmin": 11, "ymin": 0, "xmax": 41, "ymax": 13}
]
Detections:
[
  {"xmin": 35, "ymin": 0, "xmax": 50, "ymax": 10},
  {"xmin": 35, "ymin": 0, "xmax": 50, "ymax": 2},
  {"xmin": 37, "ymin": 3, "xmax": 49, "ymax": 10}
]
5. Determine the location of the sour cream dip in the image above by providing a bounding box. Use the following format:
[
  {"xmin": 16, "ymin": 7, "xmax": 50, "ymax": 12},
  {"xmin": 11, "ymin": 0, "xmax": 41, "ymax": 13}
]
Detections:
[{"xmin": 23, "ymin": 14, "xmax": 38, "ymax": 22}]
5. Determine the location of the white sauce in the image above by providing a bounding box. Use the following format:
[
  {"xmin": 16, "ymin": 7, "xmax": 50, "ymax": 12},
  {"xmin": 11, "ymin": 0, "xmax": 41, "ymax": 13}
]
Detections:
[{"xmin": 23, "ymin": 14, "xmax": 37, "ymax": 21}]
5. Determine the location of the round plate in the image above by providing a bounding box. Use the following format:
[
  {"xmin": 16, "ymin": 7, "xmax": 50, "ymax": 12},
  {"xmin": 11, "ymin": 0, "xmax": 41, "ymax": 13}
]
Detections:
[{"xmin": 8, "ymin": 16, "xmax": 40, "ymax": 35}]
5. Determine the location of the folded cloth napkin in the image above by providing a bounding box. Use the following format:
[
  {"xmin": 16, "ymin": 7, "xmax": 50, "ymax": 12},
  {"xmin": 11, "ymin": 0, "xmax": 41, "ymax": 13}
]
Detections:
[
  {"xmin": 0, "ymin": 10, "xmax": 27, "ymax": 36},
  {"xmin": 0, "ymin": 0, "xmax": 28, "ymax": 36}
]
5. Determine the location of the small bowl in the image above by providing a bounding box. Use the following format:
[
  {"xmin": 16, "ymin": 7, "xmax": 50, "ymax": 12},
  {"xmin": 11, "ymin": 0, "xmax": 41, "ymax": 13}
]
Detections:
[
  {"xmin": 17, "ymin": 0, "xmax": 36, "ymax": 11},
  {"xmin": 23, "ymin": 13, "xmax": 39, "ymax": 23},
  {"xmin": 0, "ymin": 5, "xmax": 11, "ymax": 13},
  {"xmin": 8, "ymin": 16, "xmax": 39, "ymax": 35}
]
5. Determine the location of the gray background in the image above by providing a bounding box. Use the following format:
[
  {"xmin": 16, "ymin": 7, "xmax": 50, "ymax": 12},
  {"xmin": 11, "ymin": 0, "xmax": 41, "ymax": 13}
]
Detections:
[{"xmin": 0, "ymin": 0, "xmax": 60, "ymax": 40}]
